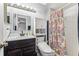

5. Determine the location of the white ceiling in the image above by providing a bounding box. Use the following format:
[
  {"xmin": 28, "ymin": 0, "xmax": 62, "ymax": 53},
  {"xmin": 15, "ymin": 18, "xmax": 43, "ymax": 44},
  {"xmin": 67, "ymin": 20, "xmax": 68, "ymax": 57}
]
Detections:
[
  {"xmin": 40, "ymin": 3, "xmax": 47, "ymax": 5},
  {"xmin": 20, "ymin": 3, "xmax": 68, "ymax": 9},
  {"xmin": 40, "ymin": 3, "xmax": 67, "ymax": 9}
]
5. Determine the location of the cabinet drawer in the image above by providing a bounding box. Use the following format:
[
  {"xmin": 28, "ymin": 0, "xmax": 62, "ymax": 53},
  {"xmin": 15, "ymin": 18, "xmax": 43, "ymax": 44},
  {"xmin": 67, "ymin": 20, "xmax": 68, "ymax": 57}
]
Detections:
[
  {"xmin": 7, "ymin": 49, "xmax": 22, "ymax": 56},
  {"xmin": 18, "ymin": 41, "xmax": 35, "ymax": 48},
  {"xmin": 23, "ymin": 45, "xmax": 35, "ymax": 51},
  {"xmin": 17, "ymin": 39, "xmax": 35, "ymax": 46}
]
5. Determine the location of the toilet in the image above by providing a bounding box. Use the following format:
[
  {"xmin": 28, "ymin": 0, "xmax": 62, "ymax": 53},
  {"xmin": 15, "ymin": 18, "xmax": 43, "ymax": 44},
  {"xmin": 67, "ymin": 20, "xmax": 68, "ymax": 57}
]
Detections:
[{"xmin": 36, "ymin": 36, "xmax": 55, "ymax": 56}]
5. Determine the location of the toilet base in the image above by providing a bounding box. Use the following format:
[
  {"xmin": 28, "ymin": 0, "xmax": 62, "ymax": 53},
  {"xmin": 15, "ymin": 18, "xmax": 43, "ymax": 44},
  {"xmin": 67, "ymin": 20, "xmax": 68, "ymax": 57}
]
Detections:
[{"xmin": 37, "ymin": 46, "xmax": 54, "ymax": 56}]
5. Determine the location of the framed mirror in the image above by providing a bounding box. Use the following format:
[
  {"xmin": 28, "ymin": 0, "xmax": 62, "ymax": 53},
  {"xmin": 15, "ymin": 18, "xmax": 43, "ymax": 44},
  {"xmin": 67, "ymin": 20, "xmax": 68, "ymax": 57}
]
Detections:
[{"xmin": 12, "ymin": 14, "xmax": 32, "ymax": 32}]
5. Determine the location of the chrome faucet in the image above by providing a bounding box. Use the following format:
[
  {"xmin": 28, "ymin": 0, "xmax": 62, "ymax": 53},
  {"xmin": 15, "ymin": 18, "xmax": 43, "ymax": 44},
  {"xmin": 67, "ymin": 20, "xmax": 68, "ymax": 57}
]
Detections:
[{"xmin": 20, "ymin": 30, "xmax": 25, "ymax": 36}]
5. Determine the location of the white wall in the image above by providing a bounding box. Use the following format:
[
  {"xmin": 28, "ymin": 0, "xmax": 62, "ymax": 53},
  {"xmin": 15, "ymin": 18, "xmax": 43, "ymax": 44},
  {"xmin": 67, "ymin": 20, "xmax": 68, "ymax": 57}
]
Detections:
[
  {"xmin": 0, "ymin": 4, "xmax": 4, "ymax": 56},
  {"xmin": 64, "ymin": 4, "xmax": 78, "ymax": 56}
]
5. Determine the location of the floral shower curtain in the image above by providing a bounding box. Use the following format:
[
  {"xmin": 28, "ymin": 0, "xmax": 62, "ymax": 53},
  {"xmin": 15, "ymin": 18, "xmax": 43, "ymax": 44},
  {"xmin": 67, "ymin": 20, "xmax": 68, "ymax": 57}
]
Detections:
[{"xmin": 49, "ymin": 9, "xmax": 66, "ymax": 55}]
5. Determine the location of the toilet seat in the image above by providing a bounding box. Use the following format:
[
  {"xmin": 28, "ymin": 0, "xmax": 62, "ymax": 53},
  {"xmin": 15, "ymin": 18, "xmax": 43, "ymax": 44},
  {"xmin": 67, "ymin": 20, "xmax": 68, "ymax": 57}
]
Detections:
[{"xmin": 37, "ymin": 42, "xmax": 53, "ymax": 53}]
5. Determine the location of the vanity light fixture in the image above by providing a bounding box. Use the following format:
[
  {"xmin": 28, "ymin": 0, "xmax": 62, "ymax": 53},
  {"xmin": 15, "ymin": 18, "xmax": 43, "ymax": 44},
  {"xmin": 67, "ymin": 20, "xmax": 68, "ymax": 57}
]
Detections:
[{"xmin": 7, "ymin": 3, "xmax": 36, "ymax": 13}]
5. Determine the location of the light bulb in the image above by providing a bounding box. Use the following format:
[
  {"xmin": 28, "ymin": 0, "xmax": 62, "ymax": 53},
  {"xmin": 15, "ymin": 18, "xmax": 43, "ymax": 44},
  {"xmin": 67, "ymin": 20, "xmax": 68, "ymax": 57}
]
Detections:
[
  {"xmin": 17, "ymin": 3, "xmax": 21, "ymax": 6},
  {"xmin": 22, "ymin": 5, "xmax": 25, "ymax": 7},
  {"xmin": 10, "ymin": 3, "xmax": 14, "ymax": 6},
  {"xmin": 26, "ymin": 6, "xmax": 29, "ymax": 9},
  {"xmin": 30, "ymin": 7, "xmax": 33, "ymax": 10}
]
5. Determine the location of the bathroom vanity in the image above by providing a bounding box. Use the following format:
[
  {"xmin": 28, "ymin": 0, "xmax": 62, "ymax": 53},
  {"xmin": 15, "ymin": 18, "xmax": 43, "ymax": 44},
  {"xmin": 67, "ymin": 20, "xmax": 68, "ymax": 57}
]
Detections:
[
  {"xmin": 4, "ymin": 37, "xmax": 37, "ymax": 56},
  {"xmin": 3, "ymin": 5, "xmax": 37, "ymax": 56}
]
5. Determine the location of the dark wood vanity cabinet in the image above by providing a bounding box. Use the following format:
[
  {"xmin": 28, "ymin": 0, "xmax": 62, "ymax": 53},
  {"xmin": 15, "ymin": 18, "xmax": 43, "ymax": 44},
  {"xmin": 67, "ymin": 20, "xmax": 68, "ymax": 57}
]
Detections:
[{"xmin": 4, "ymin": 38, "xmax": 37, "ymax": 56}]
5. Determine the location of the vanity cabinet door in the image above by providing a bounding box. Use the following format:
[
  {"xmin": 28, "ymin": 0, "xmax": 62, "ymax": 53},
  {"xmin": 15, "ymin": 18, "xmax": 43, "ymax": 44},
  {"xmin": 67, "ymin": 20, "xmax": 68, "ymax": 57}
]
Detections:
[
  {"xmin": 4, "ymin": 46, "xmax": 22, "ymax": 56},
  {"xmin": 22, "ymin": 45, "xmax": 35, "ymax": 56},
  {"xmin": 17, "ymin": 39, "xmax": 35, "ymax": 48}
]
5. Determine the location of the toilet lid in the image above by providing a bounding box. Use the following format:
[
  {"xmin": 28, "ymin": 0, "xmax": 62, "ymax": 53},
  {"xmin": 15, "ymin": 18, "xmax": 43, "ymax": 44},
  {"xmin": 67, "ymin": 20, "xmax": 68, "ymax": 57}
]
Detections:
[{"xmin": 38, "ymin": 42, "xmax": 53, "ymax": 53}]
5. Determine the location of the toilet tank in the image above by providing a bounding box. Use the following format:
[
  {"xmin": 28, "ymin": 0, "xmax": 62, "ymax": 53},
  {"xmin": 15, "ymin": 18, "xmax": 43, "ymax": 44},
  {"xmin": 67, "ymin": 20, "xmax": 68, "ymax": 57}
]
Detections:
[{"xmin": 36, "ymin": 36, "xmax": 46, "ymax": 44}]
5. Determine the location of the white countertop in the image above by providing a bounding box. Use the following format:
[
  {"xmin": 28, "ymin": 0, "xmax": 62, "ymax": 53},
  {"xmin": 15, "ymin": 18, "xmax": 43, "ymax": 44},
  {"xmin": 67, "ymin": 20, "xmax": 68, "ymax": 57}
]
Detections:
[{"xmin": 6, "ymin": 35, "xmax": 36, "ymax": 41}]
